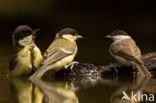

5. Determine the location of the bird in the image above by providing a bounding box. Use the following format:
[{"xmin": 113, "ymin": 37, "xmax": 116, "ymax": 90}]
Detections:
[
  {"xmin": 29, "ymin": 28, "xmax": 83, "ymax": 80},
  {"xmin": 106, "ymin": 30, "xmax": 151, "ymax": 78},
  {"xmin": 32, "ymin": 80, "xmax": 78, "ymax": 103},
  {"xmin": 9, "ymin": 78, "xmax": 43, "ymax": 103},
  {"xmin": 9, "ymin": 25, "xmax": 42, "ymax": 77}
]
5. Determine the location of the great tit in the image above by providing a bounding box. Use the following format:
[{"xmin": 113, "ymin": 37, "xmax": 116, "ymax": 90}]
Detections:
[
  {"xmin": 29, "ymin": 28, "xmax": 83, "ymax": 80},
  {"xmin": 9, "ymin": 25, "xmax": 42, "ymax": 77}
]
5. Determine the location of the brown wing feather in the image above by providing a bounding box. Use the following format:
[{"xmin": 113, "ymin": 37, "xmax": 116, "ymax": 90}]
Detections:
[{"xmin": 110, "ymin": 38, "xmax": 142, "ymax": 64}]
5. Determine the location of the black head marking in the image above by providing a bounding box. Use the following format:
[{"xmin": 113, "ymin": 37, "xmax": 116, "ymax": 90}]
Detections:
[
  {"xmin": 12, "ymin": 25, "xmax": 34, "ymax": 41},
  {"xmin": 110, "ymin": 30, "xmax": 129, "ymax": 37},
  {"xmin": 57, "ymin": 28, "xmax": 78, "ymax": 37}
]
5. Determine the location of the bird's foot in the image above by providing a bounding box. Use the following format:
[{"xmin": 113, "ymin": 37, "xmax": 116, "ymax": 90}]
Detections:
[
  {"xmin": 132, "ymin": 65, "xmax": 138, "ymax": 77},
  {"xmin": 65, "ymin": 61, "xmax": 79, "ymax": 70}
]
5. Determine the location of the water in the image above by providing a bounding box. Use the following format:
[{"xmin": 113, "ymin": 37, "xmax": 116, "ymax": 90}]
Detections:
[{"xmin": 1, "ymin": 50, "xmax": 156, "ymax": 103}]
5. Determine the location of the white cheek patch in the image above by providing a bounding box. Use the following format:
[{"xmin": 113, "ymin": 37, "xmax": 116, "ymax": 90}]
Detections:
[
  {"xmin": 114, "ymin": 35, "xmax": 131, "ymax": 40},
  {"xmin": 19, "ymin": 35, "xmax": 33, "ymax": 45},
  {"xmin": 62, "ymin": 34, "xmax": 75, "ymax": 40}
]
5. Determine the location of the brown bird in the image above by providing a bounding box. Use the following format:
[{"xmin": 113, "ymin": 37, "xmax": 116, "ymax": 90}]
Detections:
[{"xmin": 106, "ymin": 30, "xmax": 151, "ymax": 78}]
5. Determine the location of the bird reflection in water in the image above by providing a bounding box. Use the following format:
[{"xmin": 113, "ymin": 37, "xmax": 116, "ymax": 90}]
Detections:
[
  {"xmin": 32, "ymin": 79, "xmax": 79, "ymax": 103},
  {"xmin": 9, "ymin": 77, "xmax": 43, "ymax": 103},
  {"xmin": 8, "ymin": 71, "xmax": 156, "ymax": 103},
  {"xmin": 9, "ymin": 77, "xmax": 78, "ymax": 103},
  {"xmin": 111, "ymin": 77, "xmax": 151, "ymax": 103}
]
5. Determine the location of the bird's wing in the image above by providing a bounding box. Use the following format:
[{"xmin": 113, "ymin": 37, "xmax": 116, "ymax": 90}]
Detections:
[
  {"xmin": 41, "ymin": 39, "xmax": 76, "ymax": 67},
  {"xmin": 42, "ymin": 48, "xmax": 74, "ymax": 66},
  {"xmin": 9, "ymin": 56, "xmax": 17, "ymax": 71},
  {"xmin": 113, "ymin": 49, "xmax": 142, "ymax": 64},
  {"xmin": 111, "ymin": 39, "xmax": 142, "ymax": 64}
]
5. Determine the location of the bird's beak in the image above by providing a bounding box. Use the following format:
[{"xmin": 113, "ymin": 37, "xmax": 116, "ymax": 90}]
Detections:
[
  {"xmin": 77, "ymin": 35, "xmax": 84, "ymax": 39},
  {"xmin": 105, "ymin": 35, "xmax": 111, "ymax": 38},
  {"xmin": 32, "ymin": 28, "xmax": 40, "ymax": 36}
]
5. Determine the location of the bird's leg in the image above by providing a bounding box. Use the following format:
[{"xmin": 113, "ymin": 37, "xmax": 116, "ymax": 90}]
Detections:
[
  {"xmin": 132, "ymin": 64, "xmax": 144, "ymax": 78},
  {"xmin": 132, "ymin": 65, "xmax": 138, "ymax": 77},
  {"xmin": 65, "ymin": 61, "xmax": 79, "ymax": 70}
]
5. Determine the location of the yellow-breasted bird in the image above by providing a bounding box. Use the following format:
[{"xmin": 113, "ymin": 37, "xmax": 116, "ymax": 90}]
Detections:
[
  {"xmin": 106, "ymin": 30, "xmax": 151, "ymax": 78},
  {"xmin": 29, "ymin": 28, "xmax": 83, "ymax": 80},
  {"xmin": 9, "ymin": 78, "xmax": 43, "ymax": 103},
  {"xmin": 9, "ymin": 25, "xmax": 42, "ymax": 77}
]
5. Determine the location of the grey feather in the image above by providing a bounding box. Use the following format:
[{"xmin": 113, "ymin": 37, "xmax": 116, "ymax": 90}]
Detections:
[{"xmin": 41, "ymin": 38, "xmax": 76, "ymax": 67}]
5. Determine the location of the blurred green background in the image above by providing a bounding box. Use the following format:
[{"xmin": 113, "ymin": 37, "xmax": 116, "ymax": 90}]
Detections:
[{"xmin": 1, "ymin": 0, "xmax": 156, "ymax": 70}]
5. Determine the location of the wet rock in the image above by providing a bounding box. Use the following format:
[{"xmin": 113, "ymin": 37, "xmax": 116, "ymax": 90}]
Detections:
[
  {"xmin": 51, "ymin": 53, "xmax": 156, "ymax": 80},
  {"xmin": 38, "ymin": 52, "xmax": 156, "ymax": 84}
]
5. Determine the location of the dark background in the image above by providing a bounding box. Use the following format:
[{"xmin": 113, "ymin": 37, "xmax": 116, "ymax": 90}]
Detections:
[
  {"xmin": 1, "ymin": 0, "xmax": 156, "ymax": 67},
  {"xmin": 0, "ymin": 1, "xmax": 156, "ymax": 103}
]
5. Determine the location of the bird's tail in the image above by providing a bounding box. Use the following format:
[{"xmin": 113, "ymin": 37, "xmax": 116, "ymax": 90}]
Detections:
[
  {"xmin": 29, "ymin": 65, "xmax": 54, "ymax": 81},
  {"xmin": 133, "ymin": 62, "xmax": 152, "ymax": 77},
  {"xmin": 139, "ymin": 63, "xmax": 152, "ymax": 77}
]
